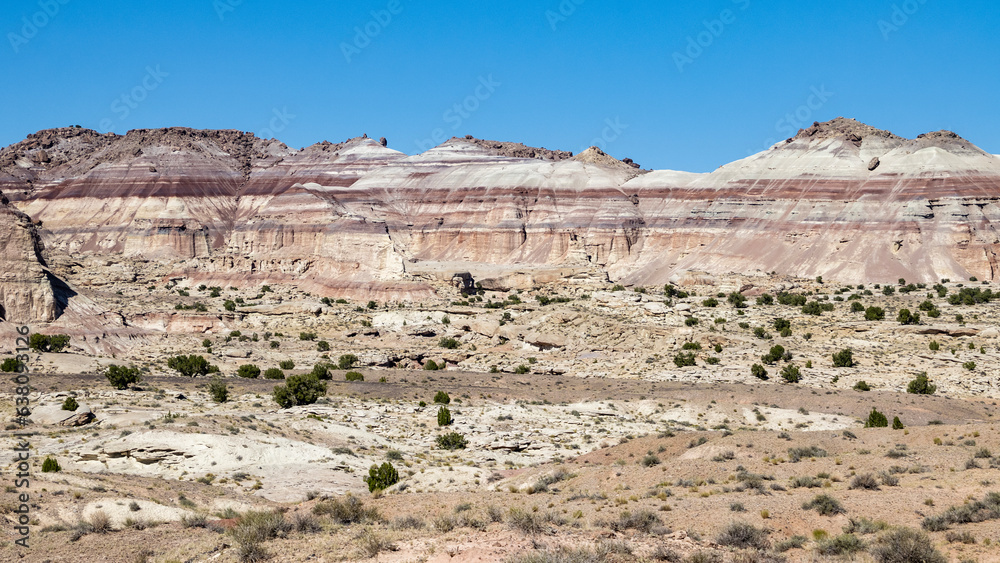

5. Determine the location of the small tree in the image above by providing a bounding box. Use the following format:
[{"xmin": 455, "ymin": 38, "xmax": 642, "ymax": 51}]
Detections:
[
  {"xmin": 317, "ymin": 341, "xmax": 330, "ymax": 352},
  {"xmin": 272, "ymin": 374, "xmax": 327, "ymax": 408},
  {"xmin": 209, "ymin": 377, "xmax": 228, "ymax": 403},
  {"xmin": 338, "ymin": 354, "xmax": 358, "ymax": 370},
  {"xmin": 167, "ymin": 355, "xmax": 213, "ymax": 377},
  {"xmin": 28, "ymin": 333, "xmax": 50, "ymax": 351},
  {"xmin": 897, "ymin": 309, "xmax": 919, "ymax": 325},
  {"xmin": 436, "ymin": 432, "xmax": 467, "ymax": 450},
  {"xmin": 852, "ymin": 380, "xmax": 871, "ymax": 391},
  {"xmin": 61, "ymin": 396, "xmax": 78, "ymax": 411},
  {"xmin": 345, "ymin": 371, "xmax": 364, "ymax": 381},
  {"xmin": 437, "ymin": 406, "xmax": 452, "ymax": 426},
  {"xmin": 310, "ymin": 363, "xmax": 333, "ymax": 380},
  {"xmin": 424, "ymin": 360, "xmax": 441, "ymax": 371},
  {"xmin": 892, "ymin": 416, "xmax": 904, "ymax": 430},
  {"xmin": 673, "ymin": 351, "xmax": 696, "ymax": 367},
  {"xmin": 364, "ymin": 462, "xmax": 399, "ymax": 492},
  {"xmin": 438, "ymin": 337, "xmax": 459, "ymax": 349},
  {"xmin": 237, "ymin": 364, "xmax": 261, "ymax": 379},
  {"xmin": 48, "ymin": 334, "xmax": 70, "ymax": 353},
  {"xmin": 781, "ymin": 364, "xmax": 801, "ymax": 383},
  {"xmin": 264, "ymin": 368, "xmax": 285, "ymax": 380},
  {"xmin": 865, "ymin": 408, "xmax": 888, "ymax": 428},
  {"xmin": 299, "ymin": 331, "xmax": 317, "ymax": 341},
  {"xmin": 433, "ymin": 391, "xmax": 451, "ymax": 404},
  {"xmin": 864, "ymin": 306, "xmax": 885, "ymax": 321},
  {"xmin": 832, "ymin": 348, "xmax": 854, "ymax": 368},
  {"xmin": 751, "ymin": 364, "xmax": 769, "ymax": 380},
  {"xmin": 41, "ymin": 457, "xmax": 61, "ymax": 473},
  {"xmin": 105, "ymin": 364, "xmax": 142, "ymax": 389},
  {"xmin": 1, "ymin": 358, "xmax": 24, "ymax": 372},
  {"xmin": 906, "ymin": 372, "xmax": 936, "ymax": 395},
  {"xmin": 224, "ymin": 300, "xmax": 236, "ymax": 311}
]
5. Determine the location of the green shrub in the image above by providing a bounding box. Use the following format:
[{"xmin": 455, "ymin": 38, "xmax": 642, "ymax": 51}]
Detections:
[
  {"xmin": 906, "ymin": 372, "xmax": 936, "ymax": 395},
  {"xmin": 236, "ymin": 364, "xmax": 261, "ymax": 379},
  {"xmin": 963, "ymin": 361, "xmax": 976, "ymax": 371},
  {"xmin": 61, "ymin": 396, "xmax": 79, "ymax": 411},
  {"xmin": 209, "ymin": 377, "xmax": 228, "ymax": 403},
  {"xmin": 41, "ymin": 457, "xmax": 61, "ymax": 472},
  {"xmin": 681, "ymin": 342, "xmax": 702, "ymax": 350},
  {"xmin": 345, "ymin": 371, "xmax": 364, "ymax": 382},
  {"xmin": 364, "ymin": 462, "xmax": 399, "ymax": 492},
  {"xmin": 166, "ymin": 355, "xmax": 214, "ymax": 377},
  {"xmin": 817, "ymin": 533, "xmax": 865, "ymax": 556},
  {"xmin": 780, "ymin": 364, "xmax": 801, "ymax": 383},
  {"xmin": 263, "ymin": 368, "xmax": 285, "ymax": 380},
  {"xmin": 892, "ymin": 416, "xmax": 904, "ymax": 430},
  {"xmin": 279, "ymin": 360, "xmax": 295, "ymax": 370},
  {"xmin": 0, "ymin": 358, "xmax": 24, "ymax": 372},
  {"xmin": 514, "ymin": 364, "xmax": 530, "ymax": 374},
  {"xmin": 312, "ymin": 495, "xmax": 380, "ymax": 523},
  {"xmin": 310, "ymin": 363, "xmax": 333, "ymax": 380},
  {"xmin": 788, "ymin": 446, "xmax": 827, "ymax": 462},
  {"xmin": 850, "ymin": 301, "xmax": 865, "ymax": 313},
  {"xmin": 223, "ymin": 300, "xmax": 236, "ymax": 311},
  {"xmin": 832, "ymin": 348, "xmax": 854, "ymax": 367},
  {"xmin": 273, "ymin": 374, "xmax": 327, "ymax": 408},
  {"xmin": 761, "ymin": 344, "xmax": 785, "ymax": 364},
  {"xmin": 338, "ymin": 354, "xmax": 358, "ymax": 370},
  {"xmin": 728, "ymin": 292, "xmax": 747, "ymax": 308},
  {"xmin": 423, "ymin": 360, "xmax": 440, "ymax": 371},
  {"xmin": 751, "ymin": 364, "xmax": 768, "ymax": 380},
  {"xmin": 433, "ymin": 391, "xmax": 451, "ymax": 404},
  {"xmin": 436, "ymin": 432, "xmax": 467, "ymax": 450},
  {"xmin": 897, "ymin": 309, "xmax": 919, "ymax": 325},
  {"xmin": 803, "ymin": 494, "xmax": 845, "ymax": 515},
  {"xmin": 865, "ymin": 306, "xmax": 885, "ymax": 321},
  {"xmin": 299, "ymin": 331, "xmax": 317, "ymax": 341},
  {"xmin": 49, "ymin": 334, "xmax": 70, "ymax": 352},
  {"xmin": 105, "ymin": 364, "xmax": 142, "ymax": 389},
  {"xmin": 437, "ymin": 406, "xmax": 452, "ymax": 426},
  {"xmin": 673, "ymin": 351, "xmax": 696, "ymax": 367},
  {"xmin": 317, "ymin": 340, "xmax": 330, "ymax": 352},
  {"xmin": 864, "ymin": 408, "xmax": 888, "ymax": 428},
  {"xmin": 684, "ymin": 317, "xmax": 699, "ymax": 326},
  {"xmin": 439, "ymin": 337, "xmax": 459, "ymax": 349},
  {"xmin": 228, "ymin": 510, "xmax": 290, "ymax": 563}
]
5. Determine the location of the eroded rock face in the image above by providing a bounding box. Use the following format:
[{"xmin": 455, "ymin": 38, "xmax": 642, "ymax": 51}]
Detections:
[
  {"xmin": 2, "ymin": 118, "xmax": 999, "ymax": 305},
  {"xmin": 0, "ymin": 197, "xmax": 57, "ymax": 322}
]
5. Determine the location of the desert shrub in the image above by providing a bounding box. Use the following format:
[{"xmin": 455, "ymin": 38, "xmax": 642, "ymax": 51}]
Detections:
[
  {"xmin": 298, "ymin": 331, "xmax": 316, "ymax": 341},
  {"xmin": 673, "ymin": 351, "xmax": 696, "ymax": 367},
  {"xmin": 436, "ymin": 432, "xmax": 467, "ymax": 450},
  {"xmin": 963, "ymin": 360, "xmax": 976, "ymax": 371},
  {"xmin": 279, "ymin": 359, "xmax": 295, "ymax": 370},
  {"xmin": 105, "ymin": 364, "xmax": 142, "ymax": 389},
  {"xmin": 514, "ymin": 364, "xmax": 530, "ymax": 374},
  {"xmin": 41, "ymin": 456, "xmax": 61, "ymax": 472},
  {"xmin": 751, "ymin": 364, "xmax": 768, "ymax": 380},
  {"xmin": 345, "ymin": 371, "xmax": 364, "ymax": 381},
  {"xmin": 844, "ymin": 517, "xmax": 889, "ymax": 535},
  {"xmin": 817, "ymin": 533, "xmax": 865, "ymax": 556},
  {"xmin": 756, "ymin": 293, "xmax": 774, "ymax": 305},
  {"xmin": 237, "ymin": 364, "xmax": 260, "ymax": 379},
  {"xmin": 906, "ymin": 372, "xmax": 936, "ymax": 394},
  {"xmin": 337, "ymin": 354, "xmax": 358, "ymax": 370},
  {"xmin": 865, "ymin": 408, "xmax": 888, "ymax": 428},
  {"xmin": 439, "ymin": 337, "xmax": 460, "ymax": 349},
  {"xmin": 853, "ymin": 380, "xmax": 871, "ymax": 391},
  {"xmin": 424, "ymin": 360, "xmax": 441, "ymax": 370},
  {"xmin": 802, "ymin": 494, "xmax": 845, "ymax": 515},
  {"xmin": 752, "ymin": 326, "xmax": 771, "ymax": 339},
  {"xmin": 437, "ymin": 406, "xmax": 452, "ymax": 426},
  {"xmin": 702, "ymin": 298, "xmax": 719, "ymax": 307},
  {"xmin": 920, "ymin": 492, "xmax": 1000, "ymax": 531},
  {"xmin": 608, "ymin": 509, "xmax": 660, "ymax": 533},
  {"xmin": 62, "ymin": 396, "xmax": 79, "ymax": 411},
  {"xmin": 89, "ymin": 509, "xmax": 111, "ymax": 533},
  {"xmin": 772, "ymin": 318, "xmax": 790, "ymax": 332},
  {"xmin": 316, "ymin": 340, "xmax": 330, "ymax": 352},
  {"xmin": 167, "ymin": 355, "xmax": 214, "ymax": 377},
  {"xmin": 209, "ymin": 377, "xmax": 229, "ymax": 403},
  {"xmin": 364, "ymin": 462, "xmax": 399, "ymax": 492},
  {"xmin": 774, "ymin": 535, "xmax": 807, "ymax": 552},
  {"xmin": 263, "ymin": 368, "xmax": 285, "ymax": 380},
  {"xmin": 641, "ymin": 453, "xmax": 661, "ymax": 467},
  {"xmin": 849, "ymin": 473, "xmax": 880, "ymax": 490},
  {"xmin": 850, "ymin": 301, "xmax": 865, "ymax": 313},
  {"xmin": 865, "ymin": 306, "xmax": 885, "ymax": 321},
  {"xmin": 870, "ymin": 527, "xmax": 946, "ymax": 563},
  {"xmin": 272, "ymin": 373, "xmax": 327, "ymax": 409},
  {"xmin": 0, "ymin": 358, "xmax": 25, "ymax": 372},
  {"xmin": 716, "ymin": 521, "xmax": 770, "ymax": 550},
  {"xmin": 897, "ymin": 309, "xmax": 920, "ymax": 325},
  {"xmin": 313, "ymin": 495, "xmax": 380, "ymax": 524},
  {"xmin": 682, "ymin": 342, "xmax": 702, "ymax": 350},
  {"xmin": 802, "ymin": 301, "xmax": 824, "ymax": 315},
  {"xmin": 728, "ymin": 292, "xmax": 747, "ymax": 308},
  {"xmin": 310, "ymin": 363, "xmax": 333, "ymax": 380},
  {"xmin": 832, "ymin": 348, "xmax": 854, "ymax": 367},
  {"xmin": 433, "ymin": 391, "xmax": 451, "ymax": 404},
  {"xmin": 780, "ymin": 364, "xmax": 800, "ymax": 383},
  {"xmin": 760, "ymin": 344, "xmax": 784, "ymax": 364},
  {"xmin": 892, "ymin": 416, "xmax": 904, "ymax": 429},
  {"xmin": 45, "ymin": 334, "xmax": 71, "ymax": 352},
  {"xmin": 788, "ymin": 446, "xmax": 827, "ymax": 462},
  {"xmin": 685, "ymin": 317, "xmax": 699, "ymax": 326},
  {"xmin": 229, "ymin": 510, "xmax": 291, "ymax": 562},
  {"xmin": 507, "ymin": 508, "xmax": 544, "ymax": 535}
]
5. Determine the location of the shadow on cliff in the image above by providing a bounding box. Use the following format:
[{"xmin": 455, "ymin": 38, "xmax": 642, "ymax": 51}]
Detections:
[{"xmin": 46, "ymin": 271, "xmax": 76, "ymax": 320}]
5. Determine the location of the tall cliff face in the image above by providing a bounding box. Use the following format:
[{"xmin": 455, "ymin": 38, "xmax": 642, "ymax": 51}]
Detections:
[
  {"xmin": 0, "ymin": 192, "xmax": 57, "ymax": 322},
  {"xmin": 1, "ymin": 119, "xmax": 998, "ymax": 304}
]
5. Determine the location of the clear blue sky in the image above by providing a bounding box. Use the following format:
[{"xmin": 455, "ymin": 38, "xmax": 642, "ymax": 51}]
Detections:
[{"xmin": 2, "ymin": 0, "xmax": 997, "ymax": 172}]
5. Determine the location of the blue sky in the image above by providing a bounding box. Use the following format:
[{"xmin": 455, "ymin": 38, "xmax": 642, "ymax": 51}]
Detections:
[{"xmin": 2, "ymin": 0, "xmax": 998, "ymax": 172}]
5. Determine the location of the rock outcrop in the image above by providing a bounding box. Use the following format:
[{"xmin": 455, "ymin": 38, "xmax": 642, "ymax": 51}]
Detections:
[
  {"xmin": 0, "ymin": 193, "xmax": 58, "ymax": 322},
  {"xmin": 1, "ymin": 118, "xmax": 999, "ymax": 313}
]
